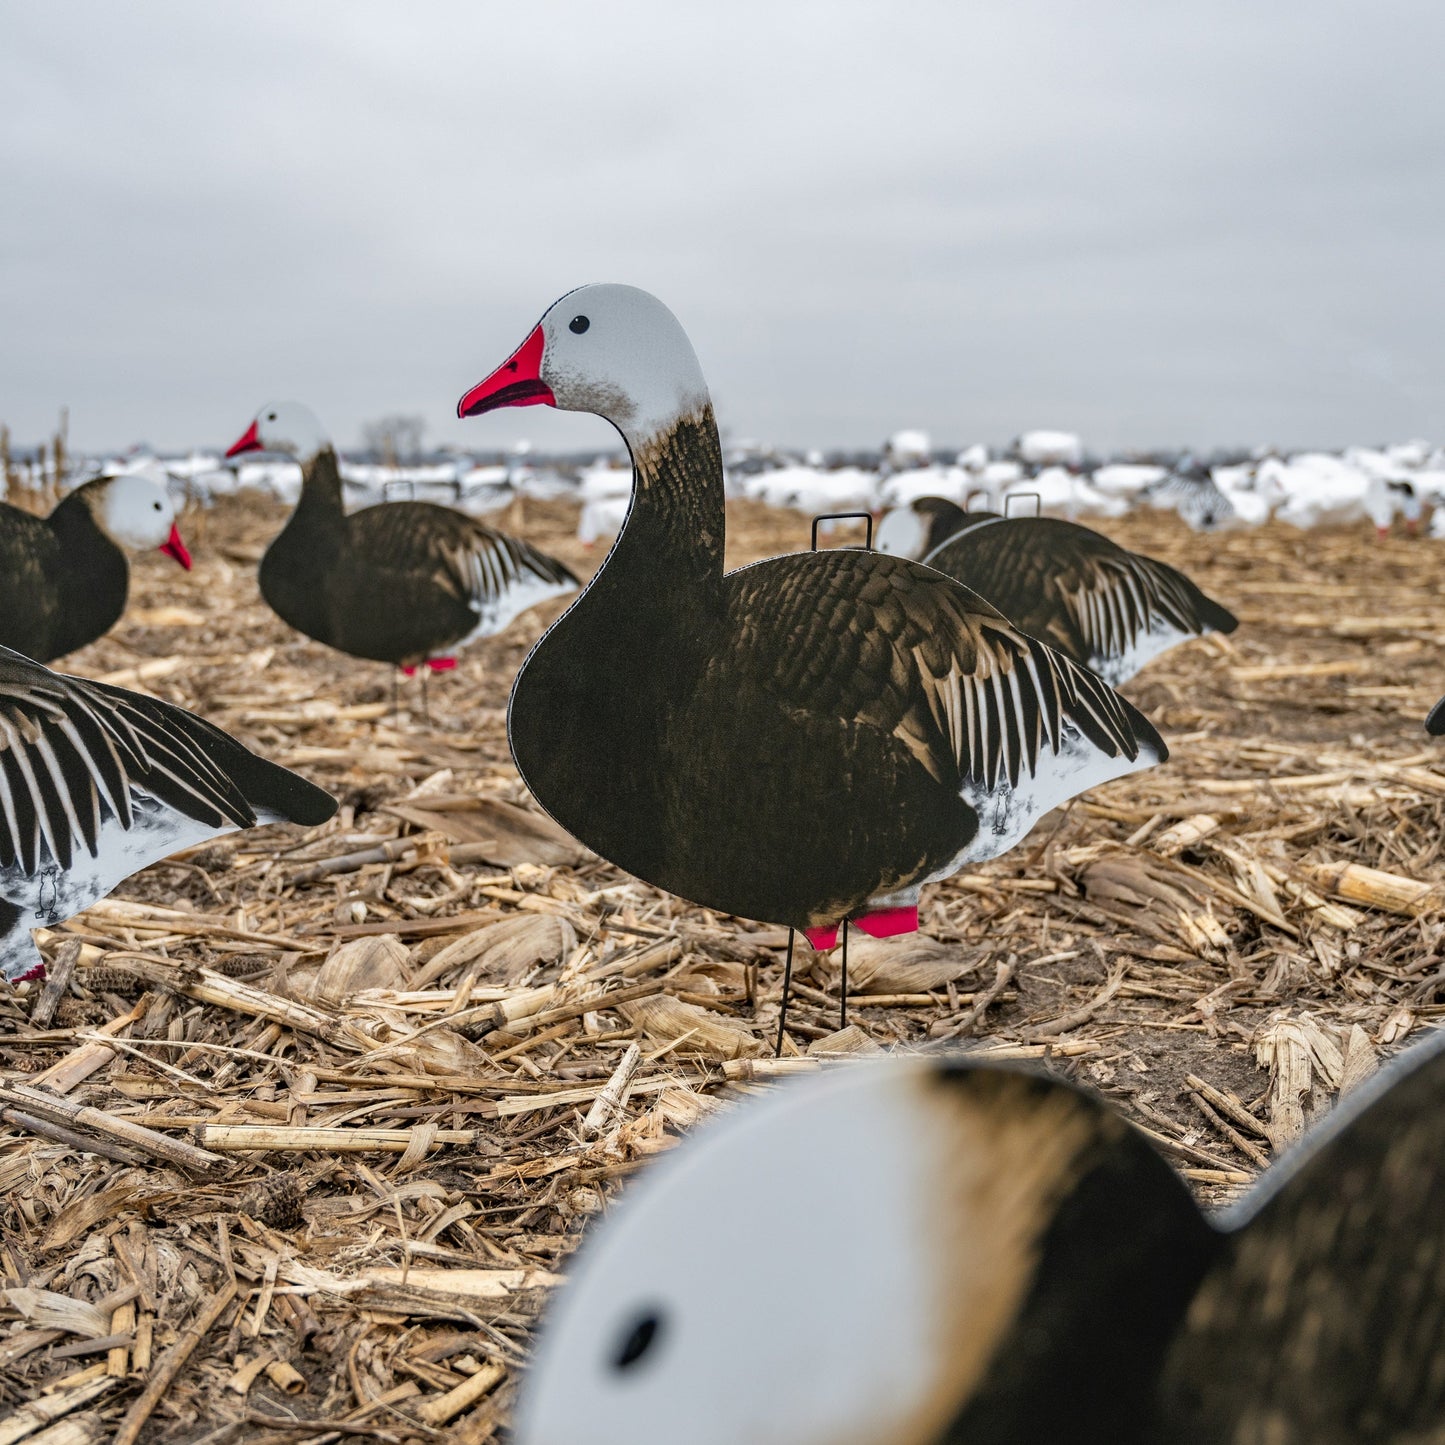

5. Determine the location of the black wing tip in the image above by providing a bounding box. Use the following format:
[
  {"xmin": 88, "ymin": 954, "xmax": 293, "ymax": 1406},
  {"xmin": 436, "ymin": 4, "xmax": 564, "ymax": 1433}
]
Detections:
[
  {"xmin": 227, "ymin": 747, "xmax": 337, "ymax": 825},
  {"xmin": 1427, "ymin": 695, "xmax": 1445, "ymax": 736},
  {"xmin": 517, "ymin": 534, "xmax": 580, "ymax": 588},
  {"xmin": 1123, "ymin": 696, "xmax": 1169, "ymax": 764},
  {"xmin": 1201, "ymin": 597, "xmax": 1239, "ymax": 635},
  {"xmin": 550, "ymin": 555, "xmax": 582, "ymax": 587},
  {"xmin": 125, "ymin": 689, "xmax": 339, "ymax": 828},
  {"xmin": 271, "ymin": 773, "xmax": 341, "ymax": 826}
]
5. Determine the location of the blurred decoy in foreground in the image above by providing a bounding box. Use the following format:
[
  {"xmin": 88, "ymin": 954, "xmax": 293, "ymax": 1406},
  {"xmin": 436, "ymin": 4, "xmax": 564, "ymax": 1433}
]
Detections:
[
  {"xmin": 880, "ymin": 497, "xmax": 1237, "ymax": 685},
  {"xmin": 225, "ymin": 403, "xmax": 578, "ymax": 689},
  {"xmin": 515, "ymin": 1032, "xmax": 1445, "ymax": 1444},
  {"xmin": 1155, "ymin": 1025, "xmax": 1445, "ymax": 1440},
  {"xmin": 0, "ymin": 646, "xmax": 336, "ymax": 983},
  {"xmin": 458, "ymin": 287, "xmax": 1166, "ymax": 1042},
  {"xmin": 0, "ymin": 470, "xmax": 192, "ymax": 663},
  {"xmin": 1425, "ymin": 694, "xmax": 1445, "ymax": 735}
]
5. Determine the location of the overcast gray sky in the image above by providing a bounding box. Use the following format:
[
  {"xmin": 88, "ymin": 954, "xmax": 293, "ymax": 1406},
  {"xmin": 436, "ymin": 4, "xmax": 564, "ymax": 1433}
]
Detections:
[{"xmin": 4, "ymin": 1, "xmax": 1444, "ymax": 457}]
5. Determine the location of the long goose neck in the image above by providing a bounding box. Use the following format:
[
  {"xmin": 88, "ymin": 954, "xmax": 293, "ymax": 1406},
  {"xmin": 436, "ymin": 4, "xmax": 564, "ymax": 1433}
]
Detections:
[
  {"xmin": 606, "ymin": 404, "xmax": 726, "ymax": 594},
  {"xmin": 47, "ymin": 491, "xmax": 126, "ymax": 578},
  {"xmin": 295, "ymin": 446, "xmax": 344, "ymax": 516},
  {"xmin": 45, "ymin": 490, "xmax": 128, "ymax": 648}
]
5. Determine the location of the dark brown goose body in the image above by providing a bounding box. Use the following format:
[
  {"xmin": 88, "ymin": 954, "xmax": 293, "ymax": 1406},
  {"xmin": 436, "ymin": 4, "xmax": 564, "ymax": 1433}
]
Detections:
[
  {"xmin": 509, "ymin": 411, "xmax": 1165, "ymax": 933},
  {"xmin": 258, "ymin": 449, "xmax": 578, "ymax": 666},
  {"xmin": 0, "ymin": 489, "xmax": 132, "ymax": 662},
  {"xmin": 1155, "ymin": 1025, "xmax": 1445, "ymax": 1442},
  {"xmin": 924, "ymin": 515, "xmax": 1238, "ymax": 685}
]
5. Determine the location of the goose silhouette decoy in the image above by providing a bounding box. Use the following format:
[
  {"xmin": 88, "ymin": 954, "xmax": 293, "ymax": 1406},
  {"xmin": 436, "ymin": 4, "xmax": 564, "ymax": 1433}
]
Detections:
[
  {"xmin": 514, "ymin": 1032, "xmax": 1445, "ymax": 1444},
  {"xmin": 879, "ymin": 498, "xmax": 1238, "ymax": 685},
  {"xmin": 1145, "ymin": 467, "xmax": 1236, "ymax": 531},
  {"xmin": 225, "ymin": 403, "xmax": 579, "ymax": 680},
  {"xmin": 873, "ymin": 496, "xmax": 997, "ymax": 562},
  {"xmin": 0, "ymin": 470, "xmax": 192, "ymax": 663},
  {"xmin": 457, "ymin": 286, "xmax": 1167, "ymax": 968},
  {"xmin": 0, "ymin": 646, "xmax": 337, "ymax": 983},
  {"xmin": 1426, "ymin": 695, "xmax": 1445, "ymax": 736}
]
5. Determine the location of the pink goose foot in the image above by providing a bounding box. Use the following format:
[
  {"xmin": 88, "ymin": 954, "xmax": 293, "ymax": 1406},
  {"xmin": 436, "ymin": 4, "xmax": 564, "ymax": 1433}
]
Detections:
[{"xmin": 804, "ymin": 905, "xmax": 919, "ymax": 953}]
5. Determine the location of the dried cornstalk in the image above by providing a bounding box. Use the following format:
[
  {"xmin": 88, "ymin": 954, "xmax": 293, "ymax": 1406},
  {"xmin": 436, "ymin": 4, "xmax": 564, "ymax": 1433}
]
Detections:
[
  {"xmin": 112, "ymin": 955, "xmax": 379, "ymax": 1051},
  {"xmin": 1025, "ymin": 964, "xmax": 1127, "ymax": 1037},
  {"xmin": 287, "ymin": 834, "xmax": 438, "ymax": 884},
  {"xmin": 30, "ymin": 997, "xmax": 150, "ymax": 1093},
  {"xmin": 30, "ymin": 939, "xmax": 82, "ymax": 1029},
  {"xmin": 419, "ymin": 1361, "xmax": 507, "ymax": 1425},
  {"xmin": 619, "ymin": 994, "xmax": 763, "ymax": 1061},
  {"xmin": 0, "ymin": 1377, "xmax": 116, "ymax": 1445},
  {"xmin": 1305, "ymin": 860, "xmax": 1440, "ymax": 917},
  {"xmin": 465, "ymin": 978, "xmax": 666, "ymax": 1037},
  {"xmin": 0, "ymin": 1084, "xmax": 224, "ymax": 1174},
  {"xmin": 581, "ymin": 1043, "xmax": 641, "ymax": 1138},
  {"xmin": 112, "ymin": 1281, "xmax": 238, "ymax": 1445},
  {"xmin": 195, "ymin": 1124, "xmax": 477, "ymax": 1153},
  {"xmin": 1152, "ymin": 814, "xmax": 1219, "ymax": 856}
]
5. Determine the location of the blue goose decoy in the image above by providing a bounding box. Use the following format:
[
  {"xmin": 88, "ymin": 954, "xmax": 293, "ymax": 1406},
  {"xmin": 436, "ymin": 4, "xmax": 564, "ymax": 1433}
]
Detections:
[
  {"xmin": 879, "ymin": 497, "xmax": 1237, "ymax": 686},
  {"xmin": 0, "ymin": 646, "xmax": 336, "ymax": 983},
  {"xmin": 456, "ymin": 286, "xmax": 1167, "ymax": 970}
]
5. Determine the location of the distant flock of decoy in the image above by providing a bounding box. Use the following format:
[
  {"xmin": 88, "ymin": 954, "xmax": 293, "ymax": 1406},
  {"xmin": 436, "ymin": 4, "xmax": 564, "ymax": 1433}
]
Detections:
[{"xmin": 2, "ymin": 284, "xmax": 1442, "ymax": 1436}]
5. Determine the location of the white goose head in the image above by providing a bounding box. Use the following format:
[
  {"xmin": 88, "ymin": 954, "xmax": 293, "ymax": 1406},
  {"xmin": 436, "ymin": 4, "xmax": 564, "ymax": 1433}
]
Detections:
[
  {"xmin": 512, "ymin": 1060, "xmax": 1210, "ymax": 1445},
  {"xmin": 458, "ymin": 285, "xmax": 710, "ymax": 444},
  {"xmin": 87, "ymin": 471, "xmax": 191, "ymax": 569},
  {"xmin": 226, "ymin": 401, "xmax": 330, "ymax": 462}
]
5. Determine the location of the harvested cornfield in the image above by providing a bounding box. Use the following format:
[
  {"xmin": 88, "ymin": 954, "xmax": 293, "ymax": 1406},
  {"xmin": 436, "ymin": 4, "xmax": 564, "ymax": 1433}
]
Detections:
[{"xmin": 2, "ymin": 494, "xmax": 1444, "ymax": 1441}]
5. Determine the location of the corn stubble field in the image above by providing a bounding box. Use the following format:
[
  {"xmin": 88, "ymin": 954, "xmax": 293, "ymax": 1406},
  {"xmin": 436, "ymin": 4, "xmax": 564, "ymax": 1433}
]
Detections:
[{"xmin": 3, "ymin": 493, "xmax": 1445, "ymax": 1442}]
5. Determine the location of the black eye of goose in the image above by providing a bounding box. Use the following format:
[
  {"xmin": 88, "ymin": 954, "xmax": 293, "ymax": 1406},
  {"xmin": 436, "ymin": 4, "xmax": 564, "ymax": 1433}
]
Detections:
[
  {"xmin": 153, "ymin": 501, "xmax": 162, "ymax": 510},
  {"xmin": 611, "ymin": 1308, "xmax": 664, "ymax": 1370},
  {"xmin": 569, "ymin": 315, "xmax": 590, "ymax": 334}
]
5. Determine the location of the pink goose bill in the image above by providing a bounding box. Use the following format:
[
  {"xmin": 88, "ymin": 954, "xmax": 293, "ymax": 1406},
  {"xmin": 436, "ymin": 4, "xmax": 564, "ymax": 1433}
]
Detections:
[
  {"xmin": 225, "ymin": 420, "xmax": 263, "ymax": 458},
  {"xmin": 160, "ymin": 523, "xmax": 192, "ymax": 570},
  {"xmin": 457, "ymin": 326, "xmax": 555, "ymax": 416}
]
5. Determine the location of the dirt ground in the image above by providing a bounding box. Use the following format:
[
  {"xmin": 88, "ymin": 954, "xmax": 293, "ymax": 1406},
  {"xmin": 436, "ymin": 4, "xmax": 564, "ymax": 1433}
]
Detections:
[{"xmin": 2, "ymin": 491, "xmax": 1444, "ymax": 1441}]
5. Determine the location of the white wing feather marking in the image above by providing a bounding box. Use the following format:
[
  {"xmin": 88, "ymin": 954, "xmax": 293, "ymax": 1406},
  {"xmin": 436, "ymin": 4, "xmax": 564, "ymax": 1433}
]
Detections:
[
  {"xmin": 1064, "ymin": 553, "xmax": 1221, "ymax": 679},
  {"xmin": 434, "ymin": 532, "xmax": 575, "ymax": 646},
  {"xmin": 904, "ymin": 623, "xmax": 1147, "ymax": 798},
  {"xmin": 0, "ymin": 671, "xmax": 256, "ymax": 873}
]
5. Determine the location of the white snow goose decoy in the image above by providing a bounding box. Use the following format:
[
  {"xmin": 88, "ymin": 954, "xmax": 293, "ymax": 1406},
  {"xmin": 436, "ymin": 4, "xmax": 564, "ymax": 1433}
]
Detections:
[
  {"xmin": 458, "ymin": 286, "xmax": 1166, "ymax": 987},
  {"xmin": 0, "ymin": 646, "xmax": 336, "ymax": 983},
  {"xmin": 879, "ymin": 498, "xmax": 1238, "ymax": 685},
  {"xmin": 225, "ymin": 403, "xmax": 579, "ymax": 680},
  {"xmin": 515, "ymin": 1032, "xmax": 1445, "ymax": 1444},
  {"xmin": 0, "ymin": 470, "xmax": 192, "ymax": 663},
  {"xmin": 873, "ymin": 495, "xmax": 995, "ymax": 562}
]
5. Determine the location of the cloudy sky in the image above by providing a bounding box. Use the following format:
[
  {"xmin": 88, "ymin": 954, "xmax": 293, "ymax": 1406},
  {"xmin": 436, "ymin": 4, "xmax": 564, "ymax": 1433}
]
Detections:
[{"xmin": 4, "ymin": 1, "xmax": 1444, "ymax": 456}]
